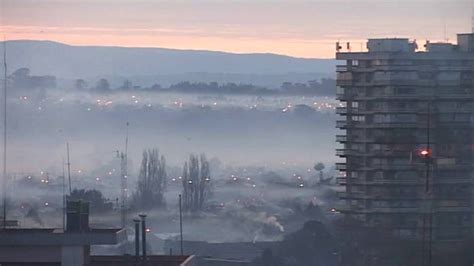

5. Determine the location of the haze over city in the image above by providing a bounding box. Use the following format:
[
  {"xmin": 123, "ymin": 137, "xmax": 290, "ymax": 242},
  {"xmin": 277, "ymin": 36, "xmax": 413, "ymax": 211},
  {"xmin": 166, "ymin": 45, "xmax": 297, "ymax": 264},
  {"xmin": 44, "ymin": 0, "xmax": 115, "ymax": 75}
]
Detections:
[{"xmin": 0, "ymin": 1, "xmax": 473, "ymax": 266}]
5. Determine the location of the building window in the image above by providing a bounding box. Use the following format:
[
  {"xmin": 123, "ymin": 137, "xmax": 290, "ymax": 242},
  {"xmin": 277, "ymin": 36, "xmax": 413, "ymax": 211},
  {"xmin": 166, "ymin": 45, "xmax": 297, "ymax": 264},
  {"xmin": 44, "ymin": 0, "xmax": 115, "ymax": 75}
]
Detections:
[{"xmin": 352, "ymin": 115, "xmax": 365, "ymax": 122}]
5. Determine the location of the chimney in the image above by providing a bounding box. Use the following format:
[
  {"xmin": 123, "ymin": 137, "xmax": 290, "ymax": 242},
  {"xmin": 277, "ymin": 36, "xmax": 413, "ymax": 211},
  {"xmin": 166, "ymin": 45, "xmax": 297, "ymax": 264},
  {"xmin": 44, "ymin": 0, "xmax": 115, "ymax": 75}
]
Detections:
[
  {"xmin": 139, "ymin": 214, "xmax": 147, "ymax": 263},
  {"xmin": 133, "ymin": 219, "xmax": 140, "ymax": 262}
]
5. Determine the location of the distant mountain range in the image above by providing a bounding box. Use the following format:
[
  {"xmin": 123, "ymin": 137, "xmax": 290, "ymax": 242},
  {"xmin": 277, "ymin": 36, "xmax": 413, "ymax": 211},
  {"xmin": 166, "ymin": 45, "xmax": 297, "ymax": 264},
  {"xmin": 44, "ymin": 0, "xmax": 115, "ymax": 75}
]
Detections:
[{"xmin": 1, "ymin": 40, "xmax": 336, "ymax": 87}]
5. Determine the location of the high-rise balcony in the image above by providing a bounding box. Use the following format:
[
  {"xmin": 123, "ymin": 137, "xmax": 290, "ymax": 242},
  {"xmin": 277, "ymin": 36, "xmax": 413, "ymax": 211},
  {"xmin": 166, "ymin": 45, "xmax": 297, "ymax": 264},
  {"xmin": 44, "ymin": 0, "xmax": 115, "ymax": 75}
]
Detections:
[
  {"xmin": 367, "ymin": 149, "xmax": 413, "ymax": 157},
  {"xmin": 369, "ymin": 164, "xmax": 419, "ymax": 170},
  {"xmin": 336, "ymin": 120, "xmax": 349, "ymax": 129},
  {"xmin": 336, "ymin": 79, "xmax": 354, "ymax": 87},
  {"xmin": 364, "ymin": 207, "xmax": 421, "ymax": 214},
  {"xmin": 337, "ymin": 191, "xmax": 372, "ymax": 199},
  {"xmin": 335, "ymin": 163, "xmax": 347, "ymax": 171},
  {"xmin": 335, "ymin": 106, "xmax": 347, "ymax": 114},
  {"xmin": 360, "ymin": 122, "xmax": 424, "ymax": 129},
  {"xmin": 336, "ymin": 135, "xmax": 347, "ymax": 142},
  {"xmin": 336, "ymin": 149, "xmax": 359, "ymax": 157},
  {"xmin": 337, "ymin": 177, "xmax": 360, "ymax": 185},
  {"xmin": 336, "ymin": 65, "xmax": 349, "ymax": 72},
  {"xmin": 335, "ymin": 91, "xmax": 355, "ymax": 101},
  {"xmin": 356, "ymin": 79, "xmax": 435, "ymax": 87}
]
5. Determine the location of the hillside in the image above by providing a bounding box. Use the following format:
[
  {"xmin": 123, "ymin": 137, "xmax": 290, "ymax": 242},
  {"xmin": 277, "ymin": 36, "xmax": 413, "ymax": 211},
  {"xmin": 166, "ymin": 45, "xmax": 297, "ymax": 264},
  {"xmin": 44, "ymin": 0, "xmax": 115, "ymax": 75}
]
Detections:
[{"xmin": 1, "ymin": 40, "xmax": 335, "ymax": 85}]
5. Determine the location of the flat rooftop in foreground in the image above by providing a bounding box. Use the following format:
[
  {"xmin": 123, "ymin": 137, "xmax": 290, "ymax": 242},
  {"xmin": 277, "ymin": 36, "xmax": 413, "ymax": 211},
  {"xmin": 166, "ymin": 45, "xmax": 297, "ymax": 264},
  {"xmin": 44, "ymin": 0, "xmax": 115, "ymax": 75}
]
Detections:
[
  {"xmin": 90, "ymin": 255, "xmax": 195, "ymax": 266},
  {"xmin": 0, "ymin": 228, "xmax": 126, "ymax": 246}
]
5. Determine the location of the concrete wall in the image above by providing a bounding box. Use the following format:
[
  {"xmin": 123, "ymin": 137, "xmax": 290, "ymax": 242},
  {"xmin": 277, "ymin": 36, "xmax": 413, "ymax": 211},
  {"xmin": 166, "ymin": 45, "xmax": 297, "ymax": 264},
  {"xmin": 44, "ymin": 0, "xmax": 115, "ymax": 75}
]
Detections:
[
  {"xmin": 61, "ymin": 246, "xmax": 85, "ymax": 266},
  {"xmin": 0, "ymin": 246, "xmax": 61, "ymax": 263}
]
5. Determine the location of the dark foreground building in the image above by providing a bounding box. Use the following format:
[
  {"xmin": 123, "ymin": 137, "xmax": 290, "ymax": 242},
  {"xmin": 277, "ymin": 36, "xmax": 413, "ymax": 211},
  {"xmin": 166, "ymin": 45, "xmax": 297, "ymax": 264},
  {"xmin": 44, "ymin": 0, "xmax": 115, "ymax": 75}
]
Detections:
[
  {"xmin": 0, "ymin": 201, "xmax": 194, "ymax": 266},
  {"xmin": 336, "ymin": 33, "xmax": 474, "ymax": 241}
]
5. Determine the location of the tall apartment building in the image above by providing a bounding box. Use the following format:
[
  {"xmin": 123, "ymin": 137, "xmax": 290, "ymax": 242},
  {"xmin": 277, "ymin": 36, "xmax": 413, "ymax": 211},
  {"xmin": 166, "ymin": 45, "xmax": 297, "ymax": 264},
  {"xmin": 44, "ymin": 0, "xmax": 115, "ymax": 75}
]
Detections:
[{"xmin": 336, "ymin": 33, "xmax": 474, "ymax": 240}]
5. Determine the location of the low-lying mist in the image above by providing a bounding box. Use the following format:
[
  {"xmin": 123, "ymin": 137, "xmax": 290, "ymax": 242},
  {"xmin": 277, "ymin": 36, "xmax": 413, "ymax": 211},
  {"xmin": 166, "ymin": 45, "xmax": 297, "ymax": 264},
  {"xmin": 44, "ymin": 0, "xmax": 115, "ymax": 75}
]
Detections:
[
  {"xmin": 7, "ymin": 89, "xmax": 338, "ymax": 173},
  {"xmin": 4, "ymin": 88, "xmax": 341, "ymax": 247}
]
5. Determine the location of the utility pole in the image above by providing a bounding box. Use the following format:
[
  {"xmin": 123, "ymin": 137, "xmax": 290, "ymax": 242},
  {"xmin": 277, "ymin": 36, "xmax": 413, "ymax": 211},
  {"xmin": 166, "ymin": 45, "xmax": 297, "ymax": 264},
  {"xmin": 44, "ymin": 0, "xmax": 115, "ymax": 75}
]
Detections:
[
  {"xmin": 119, "ymin": 122, "xmax": 129, "ymax": 229},
  {"xmin": 66, "ymin": 142, "xmax": 72, "ymax": 194},
  {"xmin": 421, "ymin": 101, "xmax": 433, "ymax": 266},
  {"xmin": 62, "ymin": 157, "xmax": 66, "ymax": 230},
  {"xmin": 179, "ymin": 194, "xmax": 183, "ymax": 255},
  {"xmin": 2, "ymin": 36, "xmax": 7, "ymax": 229}
]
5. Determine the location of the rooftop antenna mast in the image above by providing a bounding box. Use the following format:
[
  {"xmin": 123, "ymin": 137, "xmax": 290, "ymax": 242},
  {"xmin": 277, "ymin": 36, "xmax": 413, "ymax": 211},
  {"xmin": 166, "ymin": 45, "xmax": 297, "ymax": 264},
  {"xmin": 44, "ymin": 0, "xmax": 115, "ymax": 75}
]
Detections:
[
  {"xmin": 66, "ymin": 142, "xmax": 72, "ymax": 194},
  {"xmin": 2, "ymin": 34, "xmax": 8, "ymax": 230},
  {"xmin": 420, "ymin": 101, "xmax": 433, "ymax": 266},
  {"xmin": 62, "ymin": 157, "xmax": 66, "ymax": 230},
  {"xmin": 443, "ymin": 19, "xmax": 447, "ymax": 42},
  {"xmin": 472, "ymin": 7, "xmax": 474, "ymax": 33},
  {"xmin": 119, "ymin": 122, "xmax": 129, "ymax": 228}
]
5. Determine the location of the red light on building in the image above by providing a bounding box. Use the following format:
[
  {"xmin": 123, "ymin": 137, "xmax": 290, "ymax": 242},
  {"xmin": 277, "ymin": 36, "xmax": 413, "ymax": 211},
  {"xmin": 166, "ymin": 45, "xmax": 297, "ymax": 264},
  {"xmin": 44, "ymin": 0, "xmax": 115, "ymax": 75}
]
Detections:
[{"xmin": 419, "ymin": 149, "xmax": 430, "ymax": 157}]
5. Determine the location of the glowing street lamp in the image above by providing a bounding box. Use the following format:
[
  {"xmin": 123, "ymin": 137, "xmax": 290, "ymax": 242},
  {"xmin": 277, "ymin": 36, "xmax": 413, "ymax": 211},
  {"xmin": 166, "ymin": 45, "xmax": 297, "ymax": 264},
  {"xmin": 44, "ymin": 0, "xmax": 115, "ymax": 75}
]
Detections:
[{"xmin": 420, "ymin": 150, "xmax": 429, "ymax": 156}]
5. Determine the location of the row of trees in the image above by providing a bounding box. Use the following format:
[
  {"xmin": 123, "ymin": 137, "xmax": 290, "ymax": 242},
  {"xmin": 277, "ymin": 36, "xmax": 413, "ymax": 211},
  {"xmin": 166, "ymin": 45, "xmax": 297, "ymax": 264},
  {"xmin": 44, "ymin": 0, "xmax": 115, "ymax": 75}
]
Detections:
[
  {"xmin": 74, "ymin": 78, "xmax": 336, "ymax": 96},
  {"xmin": 62, "ymin": 148, "xmax": 212, "ymax": 213},
  {"xmin": 131, "ymin": 155, "xmax": 326, "ymax": 211},
  {"xmin": 132, "ymin": 149, "xmax": 212, "ymax": 212}
]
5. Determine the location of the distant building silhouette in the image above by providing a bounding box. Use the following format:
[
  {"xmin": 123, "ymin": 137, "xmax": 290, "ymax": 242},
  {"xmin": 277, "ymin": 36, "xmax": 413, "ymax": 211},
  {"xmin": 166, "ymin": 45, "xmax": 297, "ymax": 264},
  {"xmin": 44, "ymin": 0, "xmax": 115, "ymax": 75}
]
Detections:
[{"xmin": 10, "ymin": 68, "xmax": 56, "ymax": 90}]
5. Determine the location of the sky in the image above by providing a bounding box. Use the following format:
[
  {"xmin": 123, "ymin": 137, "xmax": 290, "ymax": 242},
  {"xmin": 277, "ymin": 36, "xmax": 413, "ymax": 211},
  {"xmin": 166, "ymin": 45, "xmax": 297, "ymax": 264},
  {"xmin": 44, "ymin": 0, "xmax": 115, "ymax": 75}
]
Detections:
[{"xmin": 0, "ymin": 0, "xmax": 473, "ymax": 58}]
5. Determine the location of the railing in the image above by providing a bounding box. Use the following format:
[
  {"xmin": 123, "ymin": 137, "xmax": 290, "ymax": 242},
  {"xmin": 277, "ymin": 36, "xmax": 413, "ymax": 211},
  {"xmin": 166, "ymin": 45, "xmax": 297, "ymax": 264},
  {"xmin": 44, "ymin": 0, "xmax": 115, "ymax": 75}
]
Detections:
[
  {"xmin": 335, "ymin": 163, "xmax": 347, "ymax": 170},
  {"xmin": 337, "ymin": 191, "xmax": 370, "ymax": 199},
  {"xmin": 336, "ymin": 149, "xmax": 359, "ymax": 156},
  {"xmin": 363, "ymin": 107, "xmax": 431, "ymax": 113},
  {"xmin": 436, "ymin": 163, "xmax": 472, "ymax": 170},
  {"xmin": 365, "ymin": 207, "xmax": 421, "ymax": 213},
  {"xmin": 369, "ymin": 164, "xmax": 419, "ymax": 170},
  {"xmin": 362, "ymin": 122, "xmax": 424, "ymax": 128},
  {"xmin": 338, "ymin": 177, "xmax": 423, "ymax": 185},
  {"xmin": 336, "ymin": 135, "xmax": 347, "ymax": 142},
  {"xmin": 336, "ymin": 120, "xmax": 349, "ymax": 128},
  {"xmin": 360, "ymin": 79, "xmax": 435, "ymax": 87},
  {"xmin": 335, "ymin": 106, "xmax": 347, "ymax": 114},
  {"xmin": 336, "ymin": 177, "xmax": 360, "ymax": 184},
  {"xmin": 335, "ymin": 92, "xmax": 355, "ymax": 100},
  {"xmin": 371, "ymin": 178, "xmax": 421, "ymax": 185},
  {"xmin": 336, "ymin": 65, "xmax": 350, "ymax": 72},
  {"xmin": 336, "ymin": 79, "xmax": 354, "ymax": 87},
  {"xmin": 367, "ymin": 149, "xmax": 411, "ymax": 156}
]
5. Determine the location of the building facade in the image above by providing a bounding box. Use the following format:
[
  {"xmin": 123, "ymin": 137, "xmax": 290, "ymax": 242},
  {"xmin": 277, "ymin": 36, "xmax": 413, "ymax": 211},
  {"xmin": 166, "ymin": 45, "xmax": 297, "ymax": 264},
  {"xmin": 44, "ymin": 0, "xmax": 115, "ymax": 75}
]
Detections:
[{"xmin": 336, "ymin": 34, "xmax": 474, "ymax": 240}]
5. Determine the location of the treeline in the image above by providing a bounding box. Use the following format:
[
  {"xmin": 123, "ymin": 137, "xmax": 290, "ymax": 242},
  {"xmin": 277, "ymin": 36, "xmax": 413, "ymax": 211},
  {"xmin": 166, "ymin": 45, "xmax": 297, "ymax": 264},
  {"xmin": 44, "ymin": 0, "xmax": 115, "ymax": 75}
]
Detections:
[
  {"xmin": 62, "ymin": 148, "xmax": 212, "ymax": 214},
  {"xmin": 7, "ymin": 67, "xmax": 335, "ymax": 96},
  {"xmin": 76, "ymin": 78, "xmax": 336, "ymax": 96}
]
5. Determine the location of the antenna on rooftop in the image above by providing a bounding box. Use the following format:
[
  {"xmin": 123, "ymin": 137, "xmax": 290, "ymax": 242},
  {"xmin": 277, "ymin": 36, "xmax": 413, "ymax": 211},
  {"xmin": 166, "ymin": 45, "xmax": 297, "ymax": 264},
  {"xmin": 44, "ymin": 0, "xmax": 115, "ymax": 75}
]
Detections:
[
  {"xmin": 117, "ymin": 122, "xmax": 129, "ymax": 254},
  {"xmin": 119, "ymin": 122, "xmax": 129, "ymax": 229},
  {"xmin": 443, "ymin": 18, "xmax": 448, "ymax": 42},
  {"xmin": 62, "ymin": 157, "xmax": 66, "ymax": 230},
  {"xmin": 66, "ymin": 142, "xmax": 72, "ymax": 194},
  {"xmin": 2, "ymin": 34, "xmax": 7, "ymax": 230},
  {"xmin": 472, "ymin": 7, "xmax": 474, "ymax": 33}
]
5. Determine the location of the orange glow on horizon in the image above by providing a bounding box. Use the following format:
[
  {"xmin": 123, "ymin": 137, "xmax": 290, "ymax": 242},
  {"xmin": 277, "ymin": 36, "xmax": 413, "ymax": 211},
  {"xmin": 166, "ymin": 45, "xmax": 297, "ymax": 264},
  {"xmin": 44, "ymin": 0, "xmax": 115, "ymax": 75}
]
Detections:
[{"xmin": 1, "ymin": 26, "xmax": 350, "ymax": 58}]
